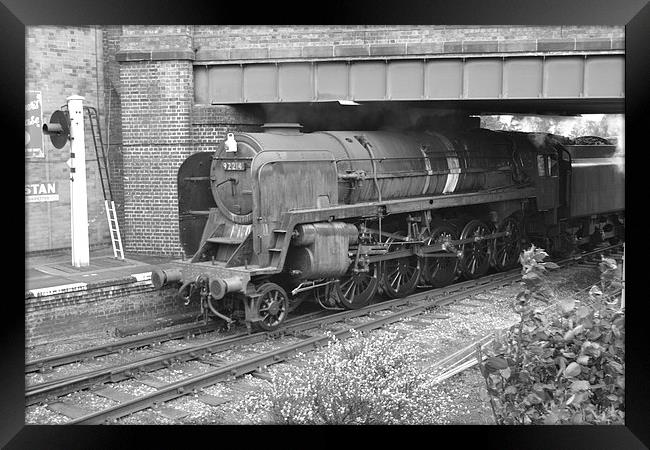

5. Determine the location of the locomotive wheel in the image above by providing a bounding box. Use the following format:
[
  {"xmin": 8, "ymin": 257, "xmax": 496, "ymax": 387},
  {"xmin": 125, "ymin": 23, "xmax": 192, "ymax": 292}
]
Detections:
[
  {"xmin": 420, "ymin": 224, "xmax": 459, "ymax": 288},
  {"xmin": 459, "ymin": 220, "xmax": 491, "ymax": 279},
  {"xmin": 335, "ymin": 264, "xmax": 379, "ymax": 310},
  {"xmin": 313, "ymin": 282, "xmax": 341, "ymax": 309},
  {"xmin": 380, "ymin": 237, "xmax": 421, "ymax": 299},
  {"xmin": 254, "ymin": 283, "xmax": 289, "ymax": 331},
  {"xmin": 492, "ymin": 216, "xmax": 523, "ymax": 271}
]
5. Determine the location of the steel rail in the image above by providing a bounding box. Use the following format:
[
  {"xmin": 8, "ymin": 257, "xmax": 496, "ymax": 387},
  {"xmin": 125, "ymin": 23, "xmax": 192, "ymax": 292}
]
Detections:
[
  {"xmin": 26, "ymin": 332, "xmax": 264, "ymax": 406},
  {"xmin": 25, "ymin": 310, "xmax": 331, "ymax": 406},
  {"xmin": 26, "ymin": 320, "xmax": 219, "ymax": 374},
  {"xmin": 26, "ymin": 309, "xmax": 328, "ymax": 374}
]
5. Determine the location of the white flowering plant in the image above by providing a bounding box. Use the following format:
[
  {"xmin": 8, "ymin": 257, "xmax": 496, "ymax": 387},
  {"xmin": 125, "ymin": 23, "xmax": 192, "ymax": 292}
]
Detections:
[{"xmin": 240, "ymin": 329, "xmax": 441, "ymax": 424}]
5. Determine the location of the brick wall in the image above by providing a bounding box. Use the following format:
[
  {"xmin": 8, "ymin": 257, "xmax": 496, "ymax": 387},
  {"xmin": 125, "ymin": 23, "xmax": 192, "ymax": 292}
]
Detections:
[
  {"xmin": 192, "ymin": 25, "xmax": 624, "ymax": 52},
  {"xmin": 120, "ymin": 25, "xmax": 194, "ymax": 51},
  {"xmin": 25, "ymin": 26, "xmax": 111, "ymax": 253},
  {"xmin": 192, "ymin": 104, "xmax": 263, "ymax": 153},
  {"xmin": 102, "ymin": 26, "xmax": 126, "ymax": 226},
  {"xmin": 25, "ymin": 283, "xmax": 196, "ymax": 346},
  {"xmin": 119, "ymin": 43, "xmax": 195, "ymax": 255},
  {"xmin": 117, "ymin": 26, "xmax": 268, "ymax": 256}
]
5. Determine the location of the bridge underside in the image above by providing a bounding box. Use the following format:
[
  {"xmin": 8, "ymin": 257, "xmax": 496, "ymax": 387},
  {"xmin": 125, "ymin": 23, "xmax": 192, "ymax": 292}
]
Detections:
[
  {"xmin": 384, "ymin": 98, "xmax": 624, "ymax": 115},
  {"xmin": 195, "ymin": 53, "xmax": 624, "ymax": 115}
]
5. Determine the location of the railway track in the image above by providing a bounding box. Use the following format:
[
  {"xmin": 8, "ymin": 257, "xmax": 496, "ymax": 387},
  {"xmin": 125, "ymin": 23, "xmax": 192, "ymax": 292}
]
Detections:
[
  {"xmin": 25, "ymin": 268, "xmax": 515, "ymax": 406},
  {"xmin": 26, "ymin": 320, "xmax": 220, "ymax": 374},
  {"xmin": 27, "ymin": 243, "xmax": 623, "ymax": 424},
  {"xmin": 26, "ymin": 310, "xmax": 329, "ymax": 405},
  {"xmin": 26, "ymin": 309, "xmax": 331, "ymax": 375}
]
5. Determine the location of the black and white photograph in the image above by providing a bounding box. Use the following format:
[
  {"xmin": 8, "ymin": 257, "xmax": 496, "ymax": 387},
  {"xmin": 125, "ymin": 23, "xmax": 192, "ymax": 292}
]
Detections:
[{"xmin": 5, "ymin": 2, "xmax": 647, "ymax": 443}]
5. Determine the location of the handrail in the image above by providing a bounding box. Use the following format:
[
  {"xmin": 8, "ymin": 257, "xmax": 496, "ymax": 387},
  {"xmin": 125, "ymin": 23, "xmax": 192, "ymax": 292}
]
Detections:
[
  {"xmin": 335, "ymin": 154, "xmax": 511, "ymax": 164},
  {"xmin": 353, "ymin": 136, "xmax": 383, "ymax": 203},
  {"xmin": 213, "ymin": 156, "xmax": 254, "ymax": 160},
  {"xmin": 84, "ymin": 106, "xmax": 113, "ymax": 201}
]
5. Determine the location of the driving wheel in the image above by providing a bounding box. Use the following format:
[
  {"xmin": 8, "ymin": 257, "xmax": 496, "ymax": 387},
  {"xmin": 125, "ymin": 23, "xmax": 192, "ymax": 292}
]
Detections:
[
  {"xmin": 492, "ymin": 216, "xmax": 523, "ymax": 271},
  {"xmin": 335, "ymin": 264, "xmax": 379, "ymax": 309},
  {"xmin": 459, "ymin": 220, "xmax": 491, "ymax": 279},
  {"xmin": 380, "ymin": 237, "xmax": 421, "ymax": 299},
  {"xmin": 419, "ymin": 223, "xmax": 459, "ymax": 288}
]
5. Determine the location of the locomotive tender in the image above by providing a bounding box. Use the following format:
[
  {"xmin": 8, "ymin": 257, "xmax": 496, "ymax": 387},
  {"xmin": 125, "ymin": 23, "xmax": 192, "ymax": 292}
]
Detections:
[{"xmin": 152, "ymin": 123, "xmax": 624, "ymax": 331}]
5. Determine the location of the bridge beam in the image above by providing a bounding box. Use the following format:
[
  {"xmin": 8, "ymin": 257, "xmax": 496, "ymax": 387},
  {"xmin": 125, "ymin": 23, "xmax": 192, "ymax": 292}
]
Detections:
[{"xmin": 194, "ymin": 53, "xmax": 624, "ymax": 107}]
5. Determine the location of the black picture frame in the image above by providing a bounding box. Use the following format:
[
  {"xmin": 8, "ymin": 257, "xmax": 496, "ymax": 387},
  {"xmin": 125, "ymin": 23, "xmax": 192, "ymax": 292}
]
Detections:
[{"xmin": 4, "ymin": 0, "xmax": 647, "ymax": 447}]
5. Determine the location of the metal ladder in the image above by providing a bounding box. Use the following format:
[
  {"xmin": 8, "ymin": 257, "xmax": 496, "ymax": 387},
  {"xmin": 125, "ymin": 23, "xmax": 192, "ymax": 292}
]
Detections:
[
  {"xmin": 105, "ymin": 200, "xmax": 124, "ymax": 259},
  {"xmin": 85, "ymin": 106, "xmax": 124, "ymax": 260}
]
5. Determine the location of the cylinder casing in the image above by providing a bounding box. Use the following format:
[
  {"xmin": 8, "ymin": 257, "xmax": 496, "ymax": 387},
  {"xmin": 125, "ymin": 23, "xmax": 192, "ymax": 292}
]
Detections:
[{"xmin": 286, "ymin": 222, "xmax": 358, "ymax": 279}]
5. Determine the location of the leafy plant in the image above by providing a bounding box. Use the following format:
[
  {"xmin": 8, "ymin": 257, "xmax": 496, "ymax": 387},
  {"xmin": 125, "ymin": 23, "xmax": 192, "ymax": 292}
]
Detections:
[{"xmin": 477, "ymin": 246, "xmax": 625, "ymax": 424}]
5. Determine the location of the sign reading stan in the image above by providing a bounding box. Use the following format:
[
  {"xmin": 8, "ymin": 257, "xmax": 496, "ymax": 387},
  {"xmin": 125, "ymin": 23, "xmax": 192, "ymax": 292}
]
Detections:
[{"xmin": 26, "ymin": 182, "xmax": 59, "ymax": 203}]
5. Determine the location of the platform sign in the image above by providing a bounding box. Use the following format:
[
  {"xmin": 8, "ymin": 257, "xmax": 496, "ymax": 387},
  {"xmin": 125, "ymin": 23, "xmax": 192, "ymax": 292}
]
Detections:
[
  {"xmin": 26, "ymin": 91, "xmax": 44, "ymax": 159},
  {"xmin": 25, "ymin": 182, "xmax": 59, "ymax": 203}
]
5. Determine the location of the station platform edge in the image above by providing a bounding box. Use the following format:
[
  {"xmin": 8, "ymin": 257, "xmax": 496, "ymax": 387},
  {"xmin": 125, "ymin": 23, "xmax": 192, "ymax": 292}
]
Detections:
[{"xmin": 25, "ymin": 246, "xmax": 174, "ymax": 297}]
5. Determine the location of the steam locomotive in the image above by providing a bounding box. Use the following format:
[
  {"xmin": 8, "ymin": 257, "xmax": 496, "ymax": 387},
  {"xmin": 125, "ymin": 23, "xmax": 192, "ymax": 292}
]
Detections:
[{"xmin": 151, "ymin": 123, "xmax": 624, "ymax": 331}]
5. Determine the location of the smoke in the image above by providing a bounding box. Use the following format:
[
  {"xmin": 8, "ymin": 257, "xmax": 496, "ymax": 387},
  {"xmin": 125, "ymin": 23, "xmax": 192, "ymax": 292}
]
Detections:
[
  {"xmin": 527, "ymin": 132, "xmax": 547, "ymax": 149},
  {"xmin": 482, "ymin": 113, "xmax": 624, "ymax": 143},
  {"xmin": 610, "ymin": 116, "xmax": 625, "ymax": 175},
  {"xmin": 260, "ymin": 103, "xmax": 467, "ymax": 132},
  {"xmin": 260, "ymin": 103, "xmax": 381, "ymax": 130},
  {"xmin": 482, "ymin": 113, "xmax": 625, "ymax": 175},
  {"xmin": 606, "ymin": 115, "xmax": 625, "ymax": 156}
]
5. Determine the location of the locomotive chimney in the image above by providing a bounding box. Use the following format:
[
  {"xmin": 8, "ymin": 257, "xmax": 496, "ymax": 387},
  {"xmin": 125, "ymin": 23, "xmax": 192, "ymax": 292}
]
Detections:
[{"xmin": 261, "ymin": 123, "xmax": 303, "ymax": 135}]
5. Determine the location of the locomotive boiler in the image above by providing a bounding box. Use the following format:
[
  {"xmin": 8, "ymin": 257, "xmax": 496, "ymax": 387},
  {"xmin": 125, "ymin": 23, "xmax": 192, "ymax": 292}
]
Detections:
[{"xmin": 152, "ymin": 123, "xmax": 624, "ymax": 331}]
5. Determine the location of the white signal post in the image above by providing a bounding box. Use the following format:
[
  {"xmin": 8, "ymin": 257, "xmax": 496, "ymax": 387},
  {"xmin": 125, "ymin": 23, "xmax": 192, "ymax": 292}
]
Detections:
[{"xmin": 67, "ymin": 95, "xmax": 90, "ymax": 267}]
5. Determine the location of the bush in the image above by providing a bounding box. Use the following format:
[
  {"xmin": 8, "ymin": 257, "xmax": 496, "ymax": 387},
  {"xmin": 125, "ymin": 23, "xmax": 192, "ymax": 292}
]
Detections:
[
  {"xmin": 241, "ymin": 329, "xmax": 440, "ymax": 424},
  {"xmin": 478, "ymin": 246, "xmax": 625, "ymax": 424}
]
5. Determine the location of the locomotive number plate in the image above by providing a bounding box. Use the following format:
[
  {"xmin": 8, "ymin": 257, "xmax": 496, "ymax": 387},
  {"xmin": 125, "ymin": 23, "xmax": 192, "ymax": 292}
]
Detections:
[{"xmin": 223, "ymin": 161, "xmax": 246, "ymax": 171}]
